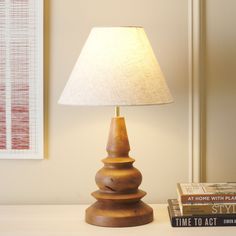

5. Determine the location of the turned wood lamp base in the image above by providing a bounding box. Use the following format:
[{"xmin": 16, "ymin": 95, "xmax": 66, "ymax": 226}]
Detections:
[
  {"xmin": 85, "ymin": 107, "xmax": 153, "ymax": 227},
  {"xmin": 86, "ymin": 199, "xmax": 153, "ymax": 227}
]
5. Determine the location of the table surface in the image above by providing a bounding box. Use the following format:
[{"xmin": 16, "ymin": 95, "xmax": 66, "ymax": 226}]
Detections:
[{"xmin": 0, "ymin": 204, "xmax": 235, "ymax": 236}]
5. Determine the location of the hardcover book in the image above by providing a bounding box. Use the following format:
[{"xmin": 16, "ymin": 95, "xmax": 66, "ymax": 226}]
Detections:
[
  {"xmin": 177, "ymin": 183, "xmax": 236, "ymax": 204},
  {"xmin": 179, "ymin": 201, "xmax": 236, "ymax": 215},
  {"xmin": 168, "ymin": 199, "xmax": 236, "ymax": 227}
]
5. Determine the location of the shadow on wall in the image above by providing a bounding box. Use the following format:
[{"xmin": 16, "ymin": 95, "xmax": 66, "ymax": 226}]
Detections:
[{"xmin": 44, "ymin": 0, "xmax": 50, "ymax": 160}]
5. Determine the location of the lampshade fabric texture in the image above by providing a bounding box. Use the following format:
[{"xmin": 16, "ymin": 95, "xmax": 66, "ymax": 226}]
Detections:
[{"xmin": 59, "ymin": 27, "xmax": 173, "ymax": 106}]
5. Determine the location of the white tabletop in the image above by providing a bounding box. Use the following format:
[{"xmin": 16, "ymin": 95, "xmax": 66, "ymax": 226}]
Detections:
[{"xmin": 0, "ymin": 204, "xmax": 235, "ymax": 236}]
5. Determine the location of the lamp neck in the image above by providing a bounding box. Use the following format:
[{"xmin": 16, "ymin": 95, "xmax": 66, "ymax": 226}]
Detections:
[
  {"xmin": 115, "ymin": 106, "xmax": 120, "ymax": 117},
  {"xmin": 106, "ymin": 116, "xmax": 130, "ymax": 157}
]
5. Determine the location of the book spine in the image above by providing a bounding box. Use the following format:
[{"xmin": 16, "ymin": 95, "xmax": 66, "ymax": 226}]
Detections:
[
  {"xmin": 180, "ymin": 194, "xmax": 236, "ymax": 204},
  {"xmin": 171, "ymin": 215, "xmax": 236, "ymax": 227},
  {"xmin": 181, "ymin": 204, "xmax": 236, "ymax": 215}
]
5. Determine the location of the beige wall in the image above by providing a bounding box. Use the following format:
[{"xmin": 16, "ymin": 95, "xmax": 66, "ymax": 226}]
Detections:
[
  {"xmin": 0, "ymin": 0, "xmax": 189, "ymax": 204},
  {"xmin": 204, "ymin": 0, "xmax": 236, "ymax": 181}
]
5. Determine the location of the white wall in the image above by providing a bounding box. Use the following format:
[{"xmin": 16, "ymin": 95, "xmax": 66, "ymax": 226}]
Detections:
[
  {"xmin": 0, "ymin": 0, "xmax": 189, "ymax": 204},
  {"xmin": 204, "ymin": 0, "xmax": 236, "ymax": 181}
]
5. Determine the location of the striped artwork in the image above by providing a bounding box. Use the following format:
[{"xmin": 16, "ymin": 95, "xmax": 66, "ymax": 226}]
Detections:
[{"xmin": 0, "ymin": 0, "xmax": 43, "ymax": 159}]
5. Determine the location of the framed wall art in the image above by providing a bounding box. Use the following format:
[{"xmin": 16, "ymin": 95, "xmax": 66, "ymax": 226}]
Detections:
[{"xmin": 0, "ymin": 0, "xmax": 43, "ymax": 159}]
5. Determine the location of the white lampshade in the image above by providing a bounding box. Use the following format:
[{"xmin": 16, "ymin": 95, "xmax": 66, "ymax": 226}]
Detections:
[{"xmin": 59, "ymin": 27, "xmax": 173, "ymax": 106}]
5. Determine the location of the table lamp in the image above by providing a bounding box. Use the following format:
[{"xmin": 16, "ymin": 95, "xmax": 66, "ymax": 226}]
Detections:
[{"xmin": 59, "ymin": 27, "xmax": 173, "ymax": 227}]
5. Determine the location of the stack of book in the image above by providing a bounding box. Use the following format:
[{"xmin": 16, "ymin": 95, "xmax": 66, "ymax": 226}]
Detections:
[{"xmin": 168, "ymin": 183, "xmax": 236, "ymax": 227}]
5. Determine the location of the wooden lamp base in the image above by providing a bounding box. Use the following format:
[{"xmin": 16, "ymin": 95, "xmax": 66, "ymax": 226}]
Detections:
[{"xmin": 85, "ymin": 114, "xmax": 153, "ymax": 227}]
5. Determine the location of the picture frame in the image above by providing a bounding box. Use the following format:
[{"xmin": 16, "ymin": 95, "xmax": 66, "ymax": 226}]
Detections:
[{"xmin": 0, "ymin": 0, "xmax": 44, "ymax": 159}]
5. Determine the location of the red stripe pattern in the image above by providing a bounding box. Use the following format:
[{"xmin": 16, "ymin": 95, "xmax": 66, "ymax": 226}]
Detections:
[
  {"xmin": 10, "ymin": 0, "xmax": 30, "ymax": 149},
  {"xmin": 0, "ymin": 0, "xmax": 6, "ymax": 149}
]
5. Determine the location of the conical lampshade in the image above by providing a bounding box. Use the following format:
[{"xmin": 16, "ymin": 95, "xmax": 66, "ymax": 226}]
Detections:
[{"xmin": 59, "ymin": 27, "xmax": 173, "ymax": 106}]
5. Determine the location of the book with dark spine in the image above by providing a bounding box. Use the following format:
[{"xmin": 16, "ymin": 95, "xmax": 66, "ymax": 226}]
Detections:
[
  {"xmin": 177, "ymin": 183, "xmax": 236, "ymax": 204},
  {"xmin": 168, "ymin": 199, "xmax": 236, "ymax": 227}
]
